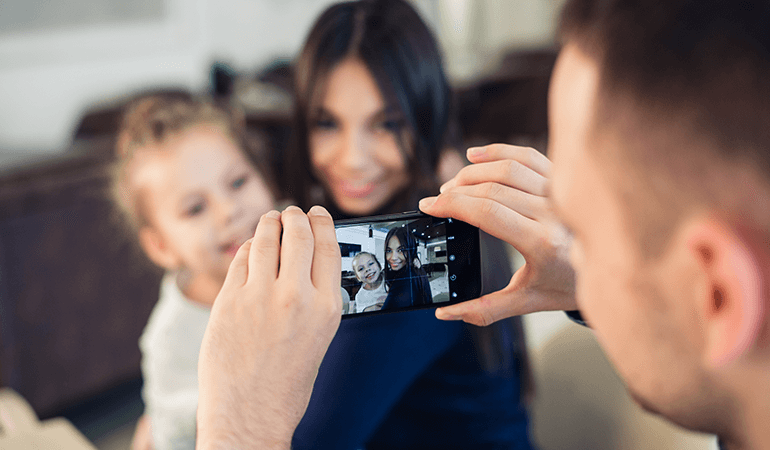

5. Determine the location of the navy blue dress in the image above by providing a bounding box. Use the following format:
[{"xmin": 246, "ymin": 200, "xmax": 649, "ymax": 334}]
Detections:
[
  {"xmin": 380, "ymin": 265, "xmax": 432, "ymax": 310},
  {"xmin": 291, "ymin": 232, "xmax": 533, "ymax": 450}
]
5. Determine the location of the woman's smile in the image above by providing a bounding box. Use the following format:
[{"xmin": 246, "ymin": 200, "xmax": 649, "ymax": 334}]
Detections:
[
  {"xmin": 388, "ymin": 255, "xmax": 404, "ymax": 271},
  {"xmin": 336, "ymin": 179, "xmax": 376, "ymax": 199}
]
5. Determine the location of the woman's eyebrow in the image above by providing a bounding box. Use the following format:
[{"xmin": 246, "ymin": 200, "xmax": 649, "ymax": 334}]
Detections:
[
  {"xmin": 314, "ymin": 106, "xmax": 336, "ymax": 120},
  {"xmin": 369, "ymin": 106, "xmax": 400, "ymax": 123}
]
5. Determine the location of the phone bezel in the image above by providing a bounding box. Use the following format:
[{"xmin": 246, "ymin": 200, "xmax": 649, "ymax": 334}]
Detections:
[{"xmin": 335, "ymin": 211, "xmax": 481, "ymax": 319}]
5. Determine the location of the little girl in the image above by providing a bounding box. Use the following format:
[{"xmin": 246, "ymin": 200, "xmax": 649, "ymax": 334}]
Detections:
[
  {"xmin": 110, "ymin": 93, "xmax": 277, "ymax": 450},
  {"xmin": 350, "ymin": 252, "xmax": 387, "ymax": 313}
]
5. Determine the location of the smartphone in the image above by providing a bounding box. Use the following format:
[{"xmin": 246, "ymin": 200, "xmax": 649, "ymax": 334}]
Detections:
[{"xmin": 335, "ymin": 211, "xmax": 481, "ymax": 318}]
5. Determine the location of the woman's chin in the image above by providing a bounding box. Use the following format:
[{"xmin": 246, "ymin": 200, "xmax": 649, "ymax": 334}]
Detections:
[{"xmin": 332, "ymin": 191, "xmax": 387, "ymax": 216}]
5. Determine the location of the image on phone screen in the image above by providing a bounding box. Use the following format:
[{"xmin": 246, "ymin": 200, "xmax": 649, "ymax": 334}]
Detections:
[{"xmin": 335, "ymin": 212, "xmax": 481, "ymax": 318}]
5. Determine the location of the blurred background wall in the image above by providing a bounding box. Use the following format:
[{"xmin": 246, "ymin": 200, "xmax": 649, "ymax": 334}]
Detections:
[{"xmin": 0, "ymin": 0, "xmax": 563, "ymax": 159}]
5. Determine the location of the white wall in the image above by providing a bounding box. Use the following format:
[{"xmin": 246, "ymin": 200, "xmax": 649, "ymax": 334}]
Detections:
[
  {"xmin": 0, "ymin": 0, "xmax": 562, "ymax": 157},
  {"xmin": 0, "ymin": 0, "xmax": 339, "ymax": 155}
]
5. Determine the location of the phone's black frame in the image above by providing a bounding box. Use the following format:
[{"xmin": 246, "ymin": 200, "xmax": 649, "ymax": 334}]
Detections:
[{"xmin": 335, "ymin": 211, "xmax": 482, "ymax": 319}]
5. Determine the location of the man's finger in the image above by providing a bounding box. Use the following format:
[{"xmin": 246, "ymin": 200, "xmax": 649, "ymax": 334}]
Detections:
[
  {"xmin": 420, "ymin": 191, "xmax": 546, "ymax": 257},
  {"xmin": 248, "ymin": 210, "xmax": 282, "ymax": 285},
  {"xmin": 219, "ymin": 238, "xmax": 252, "ymax": 296},
  {"xmin": 307, "ymin": 205, "xmax": 342, "ymax": 294},
  {"xmin": 435, "ymin": 290, "xmax": 525, "ymax": 327},
  {"xmin": 440, "ymin": 183, "xmax": 549, "ymax": 221},
  {"xmin": 278, "ymin": 206, "xmax": 314, "ymax": 281},
  {"xmin": 466, "ymin": 144, "xmax": 551, "ymax": 177},
  {"xmin": 441, "ymin": 159, "xmax": 548, "ymax": 196}
]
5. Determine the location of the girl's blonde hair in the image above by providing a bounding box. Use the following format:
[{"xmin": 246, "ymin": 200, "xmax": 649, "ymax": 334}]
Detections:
[{"xmin": 109, "ymin": 93, "xmax": 274, "ymax": 233}]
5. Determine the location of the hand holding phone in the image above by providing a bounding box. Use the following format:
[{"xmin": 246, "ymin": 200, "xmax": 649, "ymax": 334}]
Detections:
[
  {"xmin": 197, "ymin": 206, "xmax": 341, "ymax": 448},
  {"xmin": 419, "ymin": 144, "xmax": 577, "ymax": 326},
  {"xmin": 335, "ymin": 211, "xmax": 481, "ymax": 318}
]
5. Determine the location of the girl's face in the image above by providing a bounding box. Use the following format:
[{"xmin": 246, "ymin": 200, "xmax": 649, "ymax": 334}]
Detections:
[
  {"xmin": 137, "ymin": 125, "xmax": 274, "ymax": 283},
  {"xmin": 353, "ymin": 253, "xmax": 381, "ymax": 286},
  {"xmin": 385, "ymin": 235, "xmax": 407, "ymax": 271},
  {"xmin": 309, "ymin": 57, "xmax": 409, "ymax": 216}
]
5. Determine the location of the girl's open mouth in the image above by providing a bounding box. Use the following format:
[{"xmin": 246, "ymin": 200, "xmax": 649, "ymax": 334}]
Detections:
[{"xmin": 223, "ymin": 243, "xmax": 240, "ymax": 257}]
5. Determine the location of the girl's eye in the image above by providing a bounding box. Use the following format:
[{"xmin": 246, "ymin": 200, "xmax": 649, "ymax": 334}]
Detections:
[
  {"xmin": 186, "ymin": 202, "xmax": 205, "ymax": 217},
  {"xmin": 231, "ymin": 176, "xmax": 247, "ymax": 190}
]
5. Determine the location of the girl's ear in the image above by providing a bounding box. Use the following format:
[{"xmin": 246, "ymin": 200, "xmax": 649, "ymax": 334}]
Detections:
[{"xmin": 139, "ymin": 226, "xmax": 182, "ymax": 271}]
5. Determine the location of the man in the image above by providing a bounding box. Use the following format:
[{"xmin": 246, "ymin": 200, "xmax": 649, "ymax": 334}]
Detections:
[{"xmin": 195, "ymin": 0, "xmax": 770, "ymax": 448}]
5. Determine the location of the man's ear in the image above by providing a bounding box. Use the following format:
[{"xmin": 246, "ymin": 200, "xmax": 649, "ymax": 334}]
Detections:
[
  {"xmin": 138, "ymin": 226, "xmax": 181, "ymax": 271},
  {"xmin": 687, "ymin": 218, "xmax": 768, "ymax": 368}
]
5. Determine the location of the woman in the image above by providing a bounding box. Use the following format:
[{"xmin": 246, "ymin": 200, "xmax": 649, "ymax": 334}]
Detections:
[
  {"xmin": 285, "ymin": 1, "xmax": 533, "ymax": 449},
  {"xmin": 382, "ymin": 226, "xmax": 432, "ymax": 309}
]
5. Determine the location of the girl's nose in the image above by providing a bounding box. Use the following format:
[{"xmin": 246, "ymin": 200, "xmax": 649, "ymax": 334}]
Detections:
[{"xmin": 216, "ymin": 196, "xmax": 241, "ymax": 226}]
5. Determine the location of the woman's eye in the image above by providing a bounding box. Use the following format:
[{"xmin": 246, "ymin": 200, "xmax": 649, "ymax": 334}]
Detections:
[
  {"xmin": 376, "ymin": 118, "xmax": 402, "ymax": 132},
  {"xmin": 314, "ymin": 118, "xmax": 337, "ymax": 130},
  {"xmin": 231, "ymin": 176, "xmax": 247, "ymax": 190}
]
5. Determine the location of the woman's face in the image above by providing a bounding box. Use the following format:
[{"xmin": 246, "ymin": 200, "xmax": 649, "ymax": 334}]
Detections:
[
  {"xmin": 309, "ymin": 57, "xmax": 409, "ymax": 215},
  {"xmin": 385, "ymin": 235, "xmax": 407, "ymax": 271},
  {"xmin": 353, "ymin": 253, "xmax": 381, "ymax": 286}
]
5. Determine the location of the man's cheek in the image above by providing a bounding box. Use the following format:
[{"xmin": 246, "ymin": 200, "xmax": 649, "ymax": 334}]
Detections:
[{"xmin": 574, "ymin": 269, "xmax": 603, "ymax": 321}]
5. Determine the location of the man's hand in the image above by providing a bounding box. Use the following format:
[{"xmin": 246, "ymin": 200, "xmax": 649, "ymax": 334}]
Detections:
[
  {"xmin": 196, "ymin": 206, "xmax": 342, "ymax": 450},
  {"xmin": 419, "ymin": 144, "xmax": 577, "ymax": 326}
]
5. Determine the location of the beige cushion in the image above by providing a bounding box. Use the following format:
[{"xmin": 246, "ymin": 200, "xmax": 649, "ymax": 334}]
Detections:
[{"xmin": 0, "ymin": 388, "xmax": 95, "ymax": 450}]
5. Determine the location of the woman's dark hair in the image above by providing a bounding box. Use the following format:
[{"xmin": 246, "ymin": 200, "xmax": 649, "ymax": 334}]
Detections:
[
  {"xmin": 382, "ymin": 225, "xmax": 420, "ymax": 281},
  {"xmin": 285, "ymin": 0, "xmax": 458, "ymax": 213}
]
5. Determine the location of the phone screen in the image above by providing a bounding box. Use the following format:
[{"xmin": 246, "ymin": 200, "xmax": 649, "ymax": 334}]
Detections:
[{"xmin": 335, "ymin": 212, "xmax": 481, "ymax": 318}]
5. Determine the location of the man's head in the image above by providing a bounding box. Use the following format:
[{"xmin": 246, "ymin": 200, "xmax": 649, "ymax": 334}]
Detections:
[{"xmin": 549, "ymin": 0, "xmax": 770, "ymax": 443}]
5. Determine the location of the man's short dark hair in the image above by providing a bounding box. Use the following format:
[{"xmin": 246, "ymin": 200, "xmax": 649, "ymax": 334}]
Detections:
[{"xmin": 558, "ymin": 0, "xmax": 770, "ymax": 255}]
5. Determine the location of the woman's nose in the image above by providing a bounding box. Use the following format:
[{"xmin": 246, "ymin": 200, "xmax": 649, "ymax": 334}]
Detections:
[{"xmin": 338, "ymin": 130, "xmax": 369, "ymax": 171}]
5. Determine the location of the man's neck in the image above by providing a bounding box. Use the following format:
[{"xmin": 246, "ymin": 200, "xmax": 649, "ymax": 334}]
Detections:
[
  {"xmin": 741, "ymin": 394, "xmax": 770, "ymax": 450},
  {"xmin": 721, "ymin": 367, "xmax": 770, "ymax": 450}
]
